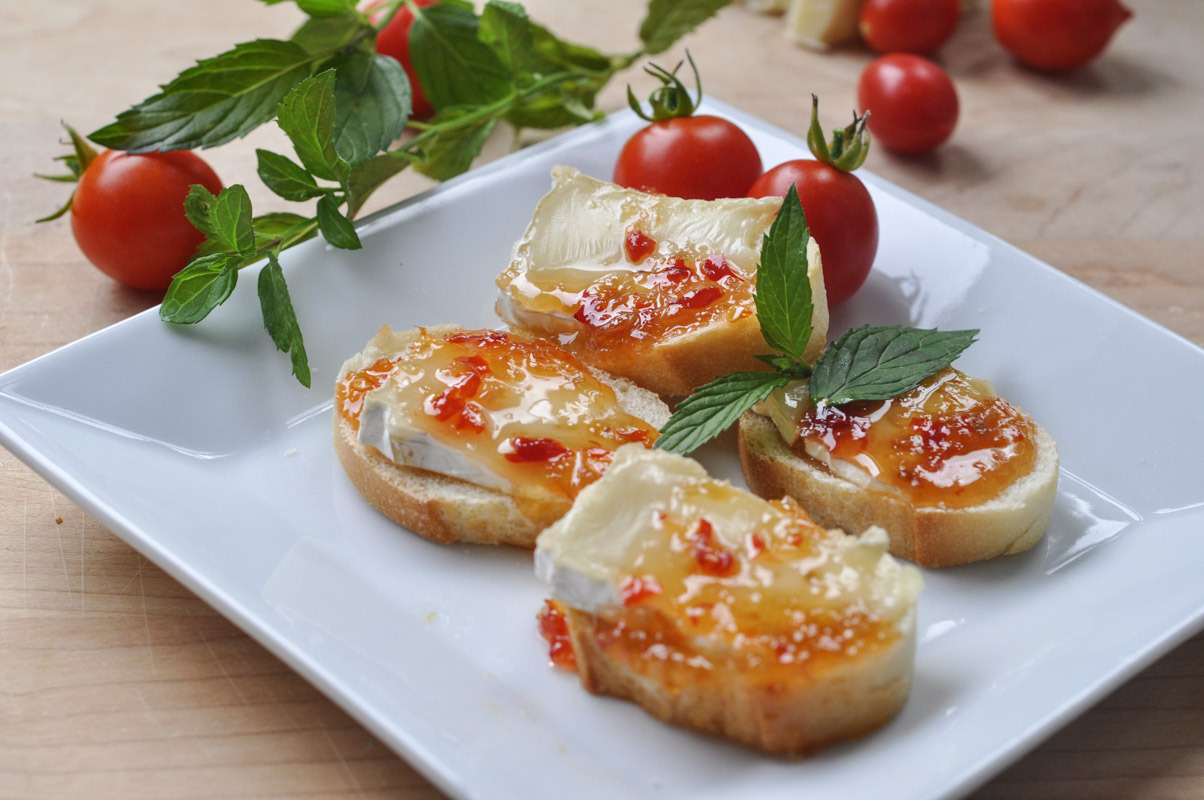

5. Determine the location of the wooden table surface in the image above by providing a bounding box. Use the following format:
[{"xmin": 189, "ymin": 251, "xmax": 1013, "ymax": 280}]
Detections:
[{"xmin": 2, "ymin": 1, "xmax": 1201, "ymax": 797}]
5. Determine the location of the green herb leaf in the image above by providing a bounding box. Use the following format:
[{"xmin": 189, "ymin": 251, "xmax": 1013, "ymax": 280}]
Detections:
[
  {"xmin": 277, "ymin": 70, "xmax": 350, "ymax": 184},
  {"xmin": 409, "ymin": 1, "xmax": 513, "ymax": 110},
  {"xmin": 755, "ymin": 184, "xmax": 814, "ymax": 363},
  {"xmin": 639, "ymin": 0, "xmax": 734, "ymax": 56},
  {"xmin": 810, "ymin": 325, "xmax": 979, "ymax": 406},
  {"xmin": 160, "ymin": 254, "xmax": 239, "ymax": 324},
  {"xmin": 346, "ymin": 151, "xmax": 412, "ymax": 217},
  {"xmin": 184, "ymin": 184, "xmax": 256, "ymax": 255},
  {"xmin": 257, "ymin": 149, "xmax": 325, "ymax": 201},
  {"xmin": 480, "ymin": 1, "xmax": 536, "ymax": 78},
  {"xmin": 258, "ymin": 252, "xmax": 311, "ymax": 387},
  {"xmin": 529, "ymin": 22, "xmax": 613, "ymax": 73},
  {"xmin": 754, "ymin": 353, "xmax": 811, "ymax": 378},
  {"xmin": 506, "ymin": 87, "xmax": 602, "ymax": 130},
  {"xmin": 413, "ymin": 111, "xmax": 498, "ymax": 181},
  {"xmin": 290, "ymin": 12, "xmax": 370, "ymax": 54},
  {"xmin": 89, "ymin": 39, "xmax": 318, "ymax": 152},
  {"xmin": 252, "ymin": 212, "xmax": 317, "ymax": 250},
  {"xmin": 330, "ymin": 51, "xmax": 411, "ymax": 165},
  {"xmin": 316, "ymin": 194, "xmax": 362, "ymax": 249},
  {"xmin": 655, "ymin": 371, "xmax": 789, "ymax": 455},
  {"xmin": 295, "ymin": 0, "xmax": 357, "ymax": 17}
]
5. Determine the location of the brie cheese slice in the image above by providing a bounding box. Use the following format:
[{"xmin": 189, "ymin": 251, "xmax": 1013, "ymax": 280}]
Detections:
[{"xmin": 535, "ymin": 445, "xmax": 921, "ymax": 618}]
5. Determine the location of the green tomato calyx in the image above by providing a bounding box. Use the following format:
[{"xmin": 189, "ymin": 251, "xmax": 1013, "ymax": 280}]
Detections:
[
  {"xmin": 627, "ymin": 51, "xmax": 703, "ymax": 123},
  {"xmin": 806, "ymin": 94, "xmax": 871, "ymax": 172}
]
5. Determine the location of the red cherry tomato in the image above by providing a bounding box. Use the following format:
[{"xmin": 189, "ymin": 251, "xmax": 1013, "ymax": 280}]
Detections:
[
  {"xmin": 858, "ymin": 54, "xmax": 958, "ymax": 154},
  {"xmin": 859, "ymin": 0, "xmax": 960, "ymax": 55},
  {"xmin": 375, "ymin": 0, "xmax": 438, "ymax": 119},
  {"xmin": 613, "ymin": 115, "xmax": 762, "ymax": 201},
  {"xmin": 748, "ymin": 161, "xmax": 878, "ymax": 308},
  {"xmin": 992, "ymin": 0, "xmax": 1132, "ymax": 72},
  {"xmin": 70, "ymin": 150, "xmax": 222, "ymax": 291}
]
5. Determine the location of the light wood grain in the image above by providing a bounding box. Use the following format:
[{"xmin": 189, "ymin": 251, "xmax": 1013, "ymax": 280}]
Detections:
[{"xmin": 2, "ymin": 1, "xmax": 1202, "ymax": 798}]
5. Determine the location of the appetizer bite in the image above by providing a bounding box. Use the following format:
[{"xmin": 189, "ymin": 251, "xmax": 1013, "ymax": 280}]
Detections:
[
  {"xmin": 739, "ymin": 361, "xmax": 1059, "ymax": 568},
  {"xmin": 495, "ymin": 166, "xmax": 828, "ymax": 396},
  {"xmin": 535, "ymin": 445, "xmax": 923, "ymax": 755},
  {"xmin": 334, "ymin": 325, "xmax": 669, "ymax": 547}
]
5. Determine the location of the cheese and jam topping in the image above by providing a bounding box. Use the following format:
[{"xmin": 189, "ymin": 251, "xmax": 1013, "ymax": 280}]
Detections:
[
  {"xmin": 535, "ymin": 446, "xmax": 921, "ymax": 675},
  {"xmin": 757, "ymin": 368, "xmax": 1038, "ymax": 509},
  {"xmin": 496, "ymin": 166, "xmax": 826, "ymax": 362},
  {"xmin": 335, "ymin": 326, "xmax": 659, "ymax": 504}
]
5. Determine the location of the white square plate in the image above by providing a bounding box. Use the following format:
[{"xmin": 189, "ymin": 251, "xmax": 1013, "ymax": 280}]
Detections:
[{"xmin": 2, "ymin": 101, "xmax": 1203, "ymax": 800}]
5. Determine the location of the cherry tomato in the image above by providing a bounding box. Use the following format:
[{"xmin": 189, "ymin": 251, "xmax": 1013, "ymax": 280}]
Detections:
[
  {"xmin": 859, "ymin": 0, "xmax": 960, "ymax": 55},
  {"xmin": 374, "ymin": 0, "xmax": 438, "ymax": 119},
  {"xmin": 613, "ymin": 115, "xmax": 763, "ymax": 200},
  {"xmin": 748, "ymin": 161, "xmax": 877, "ymax": 308},
  {"xmin": 992, "ymin": 0, "xmax": 1132, "ymax": 72},
  {"xmin": 70, "ymin": 150, "xmax": 223, "ymax": 291},
  {"xmin": 858, "ymin": 54, "xmax": 958, "ymax": 154}
]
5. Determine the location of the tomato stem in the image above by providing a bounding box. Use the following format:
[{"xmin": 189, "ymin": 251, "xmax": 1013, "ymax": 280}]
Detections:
[
  {"xmin": 625, "ymin": 50, "xmax": 702, "ymax": 123},
  {"xmin": 806, "ymin": 94, "xmax": 870, "ymax": 173}
]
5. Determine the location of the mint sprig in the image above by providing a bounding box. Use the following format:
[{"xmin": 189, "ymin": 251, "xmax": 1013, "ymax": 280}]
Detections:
[
  {"xmin": 53, "ymin": 0, "xmax": 733, "ymax": 386},
  {"xmin": 656, "ymin": 178, "xmax": 979, "ymax": 455}
]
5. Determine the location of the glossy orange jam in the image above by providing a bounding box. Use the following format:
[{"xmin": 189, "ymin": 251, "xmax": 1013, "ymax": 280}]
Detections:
[
  {"xmin": 335, "ymin": 329, "xmax": 659, "ymax": 500},
  {"xmin": 796, "ymin": 369, "xmax": 1037, "ymax": 509},
  {"xmin": 596, "ymin": 486, "xmax": 898, "ymax": 680},
  {"xmin": 537, "ymin": 599, "xmax": 576, "ymax": 671},
  {"xmin": 551, "ymin": 229, "xmax": 755, "ymax": 356}
]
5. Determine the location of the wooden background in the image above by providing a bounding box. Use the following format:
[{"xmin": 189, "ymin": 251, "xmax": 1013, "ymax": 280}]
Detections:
[{"xmin": 1, "ymin": 0, "xmax": 1201, "ymax": 797}]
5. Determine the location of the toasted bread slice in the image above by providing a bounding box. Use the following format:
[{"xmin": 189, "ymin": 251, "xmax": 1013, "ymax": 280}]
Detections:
[
  {"xmin": 534, "ymin": 446, "xmax": 922, "ymax": 755},
  {"xmin": 334, "ymin": 325, "xmax": 670, "ymax": 548},
  {"xmin": 496, "ymin": 166, "xmax": 828, "ymax": 397},
  {"xmin": 738, "ymin": 373, "xmax": 1059, "ymax": 568}
]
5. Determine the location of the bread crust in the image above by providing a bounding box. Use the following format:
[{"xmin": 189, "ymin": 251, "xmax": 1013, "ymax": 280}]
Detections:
[
  {"xmin": 565, "ymin": 606, "xmax": 917, "ymax": 756},
  {"xmin": 333, "ymin": 326, "xmax": 669, "ymax": 547},
  {"xmin": 737, "ymin": 410, "xmax": 1059, "ymax": 568}
]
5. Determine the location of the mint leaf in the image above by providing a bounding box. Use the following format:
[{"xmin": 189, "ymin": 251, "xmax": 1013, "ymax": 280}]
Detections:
[
  {"xmin": 347, "ymin": 151, "xmax": 412, "ymax": 216},
  {"xmin": 258, "ymin": 252, "xmax": 311, "ymax": 387},
  {"xmin": 507, "ymin": 88, "xmax": 601, "ymax": 130},
  {"xmin": 755, "ymin": 184, "xmax": 814, "ymax": 363},
  {"xmin": 252, "ymin": 212, "xmax": 316, "ymax": 249},
  {"xmin": 184, "ymin": 184, "xmax": 255, "ymax": 255},
  {"xmin": 655, "ymin": 371, "xmax": 789, "ymax": 455},
  {"xmin": 89, "ymin": 39, "xmax": 317, "ymax": 152},
  {"xmin": 480, "ymin": 1, "xmax": 536, "ymax": 78},
  {"xmin": 639, "ymin": 0, "xmax": 734, "ymax": 55},
  {"xmin": 257, "ymin": 149, "xmax": 324, "ymax": 201},
  {"xmin": 754, "ymin": 353, "xmax": 811, "ymax": 378},
  {"xmin": 296, "ymin": 0, "xmax": 356, "ymax": 16},
  {"xmin": 810, "ymin": 325, "xmax": 979, "ymax": 406},
  {"xmin": 413, "ymin": 112, "xmax": 498, "ymax": 181},
  {"xmin": 316, "ymin": 195, "xmax": 362, "ymax": 249},
  {"xmin": 290, "ymin": 12, "xmax": 370, "ymax": 54},
  {"xmin": 160, "ymin": 255, "xmax": 239, "ymax": 324},
  {"xmin": 409, "ymin": 1, "xmax": 513, "ymax": 110},
  {"xmin": 277, "ymin": 70, "xmax": 349, "ymax": 184},
  {"xmin": 530, "ymin": 23, "xmax": 612, "ymax": 73},
  {"xmin": 330, "ymin": 51, "xmax": 411, "ymax": 165}
]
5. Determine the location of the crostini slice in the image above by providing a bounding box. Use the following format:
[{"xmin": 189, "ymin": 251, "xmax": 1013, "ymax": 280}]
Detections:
[
  {"xmin": 534, "ymin": 445, "xmax": 923, "ymax": 755},
  {"xmin": 739, "ymin": 367, "xmax": 1059, "ymax": 567},
  {"xmin": 495, "ymin": 166, "xmax": 829, "ymax": 396},
  {"xmin": 334, "ymin": 325, "xmax": 669, "ymax": 547}
]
